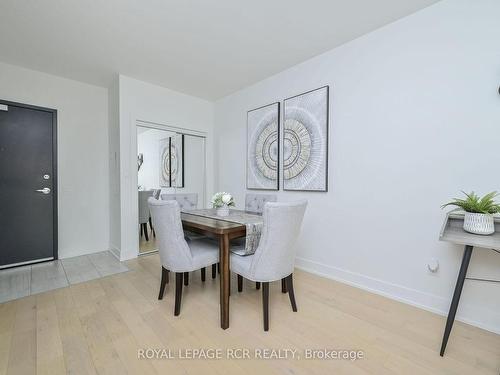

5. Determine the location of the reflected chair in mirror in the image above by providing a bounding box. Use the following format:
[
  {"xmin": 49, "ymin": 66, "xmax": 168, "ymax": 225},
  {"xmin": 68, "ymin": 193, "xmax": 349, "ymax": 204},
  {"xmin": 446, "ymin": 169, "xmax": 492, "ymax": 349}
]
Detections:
[
  {"xmin": 149, "ymin": 189, "xmax": 162, "ymax": 237},
  {"xmin": 152, "ymin": 189, "xmax": 161, "ymax": 200},
  {"xmin": 149, "ymin": 198, "xmax": 219, "ymax": 316},
  {"xmin": 139, "ymin": 190, "xmax": 154, "ymax": 241},
  {"xmin": 245, "ymin": 193, "xmax": 277, "ymax": 214},
  {"xmin": 231, "ymin": 200, "xmax": 307, "ymax": 331}
]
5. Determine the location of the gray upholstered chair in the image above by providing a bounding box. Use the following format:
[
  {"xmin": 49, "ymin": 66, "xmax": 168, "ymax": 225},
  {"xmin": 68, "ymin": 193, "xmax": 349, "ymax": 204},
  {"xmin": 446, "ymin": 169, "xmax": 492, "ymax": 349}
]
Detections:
[
  {"xmin": 161, "ymin": 193, "xmax": 204, "ymax": 241},
  {"xmin": 149, "ymin": 198, "xmax": 219, "ymax": 316},
  {"xmin": 245, "ymin": 193, "xmax": 277, "ymax": 214},
  {"xmin": 231, "ymin": 200, "xmax": 307, "ymax": 331},
  {"xmin": 139, "ymin": 190, "xmax": 154, "ymax": 241},
  {"xmin": 230, "ymin": 193, "xmax": 278, "ymax": 250},
  {"xmin": 161, "ymin": 193, "xmax": 198, "ymax": 210}
]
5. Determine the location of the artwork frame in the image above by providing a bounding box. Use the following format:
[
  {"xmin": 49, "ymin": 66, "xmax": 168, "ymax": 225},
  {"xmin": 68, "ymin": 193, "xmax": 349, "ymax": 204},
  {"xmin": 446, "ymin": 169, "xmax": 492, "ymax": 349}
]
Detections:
[
  {"xmin": 159, "ymin": 134, "xmax": 184, "ymax": 188},
  {"xmin": 283, "ymin": 86, "xmax": 329, "ymax": 192},
  {"xmin": 246, "ymin": 102, "xmax": 280, "ymax": 191}
]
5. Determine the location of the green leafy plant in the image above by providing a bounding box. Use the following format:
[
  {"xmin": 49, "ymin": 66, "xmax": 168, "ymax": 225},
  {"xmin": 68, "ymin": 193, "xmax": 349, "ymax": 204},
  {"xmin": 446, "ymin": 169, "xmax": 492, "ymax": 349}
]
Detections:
[{"xmin": 442, "ymin": 191, "xmax": 500, "ymax": 214}]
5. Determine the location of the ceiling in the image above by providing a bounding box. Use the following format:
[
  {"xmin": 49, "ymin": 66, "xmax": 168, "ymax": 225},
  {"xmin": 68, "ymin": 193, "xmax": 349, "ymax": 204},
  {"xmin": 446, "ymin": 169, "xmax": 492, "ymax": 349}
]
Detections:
[{"xmin": 0, "ymin": 0, "xmax": 440, "ymax": 100}]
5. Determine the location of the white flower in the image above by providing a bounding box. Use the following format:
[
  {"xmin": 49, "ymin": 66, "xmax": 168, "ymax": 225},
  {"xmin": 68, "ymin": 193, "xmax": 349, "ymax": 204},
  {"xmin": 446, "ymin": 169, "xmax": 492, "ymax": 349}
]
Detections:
[{"xmin": 222, "ymin": 194, "xmax": 232, "ymax": 204}]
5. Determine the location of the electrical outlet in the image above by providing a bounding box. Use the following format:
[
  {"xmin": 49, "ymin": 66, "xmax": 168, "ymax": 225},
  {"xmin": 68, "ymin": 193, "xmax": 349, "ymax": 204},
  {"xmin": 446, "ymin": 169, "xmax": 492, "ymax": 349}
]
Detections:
[{"xmin": 427, "ymin": 258, "xmax": 439, "ymax": 273}]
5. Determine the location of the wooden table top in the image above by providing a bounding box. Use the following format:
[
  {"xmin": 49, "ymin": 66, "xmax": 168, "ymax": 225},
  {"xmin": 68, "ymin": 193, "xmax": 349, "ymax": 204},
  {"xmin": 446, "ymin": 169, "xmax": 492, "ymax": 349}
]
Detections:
[{"xmin": 181, "ymin": 212, "xmax": 245, "ymax": 235}]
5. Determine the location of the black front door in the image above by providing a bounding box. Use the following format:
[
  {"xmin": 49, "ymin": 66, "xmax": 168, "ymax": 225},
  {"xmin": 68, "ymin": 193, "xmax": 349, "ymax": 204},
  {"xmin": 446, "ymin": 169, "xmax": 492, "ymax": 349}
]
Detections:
[{"xmin": 0, "ymin": 100, "xmax": 57, "ymax": 268}]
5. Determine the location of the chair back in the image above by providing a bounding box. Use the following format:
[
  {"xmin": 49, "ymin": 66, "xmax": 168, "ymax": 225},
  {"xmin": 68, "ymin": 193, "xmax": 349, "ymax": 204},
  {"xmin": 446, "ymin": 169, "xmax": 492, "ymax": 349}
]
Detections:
[
  {"xmin": 161, "ymin": 193, "xmax": 198, "ymax": 210},
  {"xmin": 245, "ymin": 193, "xmax": 277, "ymax": 214},
  {"xmin": 152, "ymin": 189, "xmax": 161, "ymax": 200},
  {"xmin": 138, "ymin": 190, "xmax": 153, "ymax": 224},
  {"xmin": 249, "ymin": 200, "xmax": 307, "ymax": 281},
  {"xmin": 148, "ymin": 198, "xmax": 193, "ymax": 272}
]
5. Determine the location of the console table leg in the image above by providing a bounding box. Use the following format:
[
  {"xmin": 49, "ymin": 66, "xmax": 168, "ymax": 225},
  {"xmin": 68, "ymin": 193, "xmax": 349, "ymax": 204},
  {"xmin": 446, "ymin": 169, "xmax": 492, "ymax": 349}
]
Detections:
[{"xmin": 440, "ymin": 245, "xmax": 473, "ymax": 356}]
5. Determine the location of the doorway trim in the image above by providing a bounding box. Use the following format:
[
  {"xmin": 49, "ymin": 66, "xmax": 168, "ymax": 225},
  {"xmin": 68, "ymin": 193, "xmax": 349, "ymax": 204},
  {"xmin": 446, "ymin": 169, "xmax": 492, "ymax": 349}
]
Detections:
[
  {"xmin": 0, "ymin": 99, "xmax": 58, "ymax": 264},
  {"xmin": 121, "ymin": 117, "xmax": 208, "ymax": 260}
]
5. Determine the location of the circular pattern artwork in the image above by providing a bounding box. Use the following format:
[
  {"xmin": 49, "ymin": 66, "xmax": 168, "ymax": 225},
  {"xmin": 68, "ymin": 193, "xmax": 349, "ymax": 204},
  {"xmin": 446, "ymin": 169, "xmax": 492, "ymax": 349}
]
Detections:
[
  {"xmin": 283, "ymin": 86, "xmax": 328, "ymax": 191},
  {"xmin": 247, "ymin": 103, "xmax": 279, "ymax": 189},
  {"xmin": 159, "ymin": 135, "xmax": 184, "ymax": 187},
  {"xmin": 160, "ymin": 142, "xmax": 171, "ymax": 185},
  {"xmin": 283, "ymin": 118, "xmax": 311, "ymax": 180},
  {"xmin": 254, "ymin": 122, "xmax": 278, "ymax": 180}
]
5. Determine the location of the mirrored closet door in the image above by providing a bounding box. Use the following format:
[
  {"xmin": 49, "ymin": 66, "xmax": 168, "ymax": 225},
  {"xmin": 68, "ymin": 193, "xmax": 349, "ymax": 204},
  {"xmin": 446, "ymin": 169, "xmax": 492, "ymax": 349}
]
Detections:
[{"xmin": 136, "ymin": 125, "xmax": 206, "ymax": 254}]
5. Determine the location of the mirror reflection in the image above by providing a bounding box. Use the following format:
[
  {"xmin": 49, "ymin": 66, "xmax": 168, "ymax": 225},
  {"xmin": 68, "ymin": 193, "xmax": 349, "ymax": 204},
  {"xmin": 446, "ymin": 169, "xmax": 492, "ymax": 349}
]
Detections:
[{"xmin": 137, "ymin": 125, "xmax": 206, "ymax": 254}]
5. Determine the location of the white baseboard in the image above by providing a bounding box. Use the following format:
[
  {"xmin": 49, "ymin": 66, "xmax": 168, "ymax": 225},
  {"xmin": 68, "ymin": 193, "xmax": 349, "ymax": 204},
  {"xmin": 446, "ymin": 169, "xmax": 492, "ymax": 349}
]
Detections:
[
  {"xmin": 295, "ymin": 256, "xmax": 500, "ymax": 335},
  {"xmin": 59, "ymin": 248, "xmax": 109, "ymax": 259}
]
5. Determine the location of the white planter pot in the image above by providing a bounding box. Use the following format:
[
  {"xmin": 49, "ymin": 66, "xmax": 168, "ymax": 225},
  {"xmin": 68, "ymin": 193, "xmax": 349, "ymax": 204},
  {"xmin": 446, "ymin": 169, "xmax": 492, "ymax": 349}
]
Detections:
[
  {"xmin": 216, "ymin": 205, "xmax": 229, "ymax": 217},
  {"xmin": 463, "ymin": 212, "xmax": 495, "ymax": 235}
]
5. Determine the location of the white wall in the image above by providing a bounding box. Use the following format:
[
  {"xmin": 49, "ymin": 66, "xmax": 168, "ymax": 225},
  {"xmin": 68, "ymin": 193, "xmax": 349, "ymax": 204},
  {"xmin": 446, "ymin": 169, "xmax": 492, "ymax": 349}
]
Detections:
[
  {"xmin": 117, "ymin": 75, "xmax": 214, "ymax": 260},
  {"xmin": 108, "ymin": 77, "xmax": 121, "ymax": 257},
  {"xmin": 215, "ymin": 0, "xmax": 500, "ymax": 333},
  {"xmin": 0, "ymin": 61, "xmax": 110, "ymax": 259}
]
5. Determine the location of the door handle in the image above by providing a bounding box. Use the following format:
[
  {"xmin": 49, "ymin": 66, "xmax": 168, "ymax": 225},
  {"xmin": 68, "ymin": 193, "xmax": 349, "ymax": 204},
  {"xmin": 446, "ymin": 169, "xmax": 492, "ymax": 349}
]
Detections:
[{"xmin": 35, "ymin": 187, "xmax": 51, "ymax": 195}]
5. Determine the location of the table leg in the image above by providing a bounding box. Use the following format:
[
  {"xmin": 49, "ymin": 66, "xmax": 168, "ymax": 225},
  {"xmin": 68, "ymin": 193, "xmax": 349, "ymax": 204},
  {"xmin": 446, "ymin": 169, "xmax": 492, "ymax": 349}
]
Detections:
[
  {"xmin": 219, "ymin": 233, "xmax": 230, "ymax": 329},
  {"xmin": 440, "ymin": 245, "xmax": 473, "ymax": 356}
]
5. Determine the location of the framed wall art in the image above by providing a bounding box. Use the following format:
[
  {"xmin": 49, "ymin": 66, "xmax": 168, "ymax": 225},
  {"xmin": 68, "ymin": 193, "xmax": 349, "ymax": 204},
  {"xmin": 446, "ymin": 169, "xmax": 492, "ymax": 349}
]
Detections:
[
  {"xmin": 283, "ymin": 86, "xmax": 328, "ymax": 191},
  {"xmin": 247, "ymin": 102, "xmax": 280, "ymax": 190},
  {"xmin": 159, "ymin": 133, "xmax": 184, "ymax": 188}
]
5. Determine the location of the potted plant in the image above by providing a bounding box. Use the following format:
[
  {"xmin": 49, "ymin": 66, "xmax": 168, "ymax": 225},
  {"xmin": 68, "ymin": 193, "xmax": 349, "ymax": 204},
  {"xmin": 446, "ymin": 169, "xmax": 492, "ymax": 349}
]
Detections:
[
  {"xmin": 442, "ymin": 191, "xmax": 500, "ymax": 235},
  {"xmin": 211, "ymin": 192, "xmax": 235, "ymax": 217}
]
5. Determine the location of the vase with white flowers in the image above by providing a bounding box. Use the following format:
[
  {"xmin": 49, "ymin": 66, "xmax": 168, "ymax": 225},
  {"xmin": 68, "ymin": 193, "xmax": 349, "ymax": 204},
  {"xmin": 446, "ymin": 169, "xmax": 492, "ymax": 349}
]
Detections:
[{"xmin": 211, "ymin": 192, "xmax": 235, "ymax": 217}]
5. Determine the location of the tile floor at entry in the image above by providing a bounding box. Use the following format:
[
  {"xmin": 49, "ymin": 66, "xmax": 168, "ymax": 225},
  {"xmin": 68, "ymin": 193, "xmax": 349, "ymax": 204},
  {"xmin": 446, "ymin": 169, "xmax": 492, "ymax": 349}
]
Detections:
[{"xmin": 0, "ymin": 251, "xmax": 128, "ymax": 303}]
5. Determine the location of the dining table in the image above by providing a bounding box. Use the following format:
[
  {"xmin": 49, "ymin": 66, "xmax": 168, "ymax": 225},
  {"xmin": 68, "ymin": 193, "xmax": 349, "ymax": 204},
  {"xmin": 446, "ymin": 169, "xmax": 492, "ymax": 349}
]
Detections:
[{"xmin": 180, "ymin": 209, "xmax": 261, "ymax": 329}]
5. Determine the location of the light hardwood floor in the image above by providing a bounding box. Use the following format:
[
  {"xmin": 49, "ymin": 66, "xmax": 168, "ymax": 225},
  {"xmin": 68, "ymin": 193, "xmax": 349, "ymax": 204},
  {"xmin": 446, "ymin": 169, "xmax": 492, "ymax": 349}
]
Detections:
[
  {"xmin": 139, "ymin": 236, "xmax": 158, "ymax": 254},
  {"xmin": 0, "ymin": 253, "xmax": 498, "ymax": 375}
]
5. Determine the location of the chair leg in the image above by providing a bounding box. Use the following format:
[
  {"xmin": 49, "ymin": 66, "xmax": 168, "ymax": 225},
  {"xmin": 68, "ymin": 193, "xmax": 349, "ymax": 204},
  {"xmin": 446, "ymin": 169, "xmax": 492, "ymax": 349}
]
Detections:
[
  {"xmin": 262, "ymin": 282, "xmax": 269, "ymax": 331},
  {"xmin": 217, "ymin": 262, "xmax": 220, "ymax": 274},
  {"xmin": 149, "ymin": 217, "xmax": 156, "ymax": 237},
  {"xmin": 158, "ymin": 266, "xmax": 169, "ymax": 300},
  {"xmin": 143, "ymin": 223, "xmax": 149, "ymax": 241},
  {"xmin": 174, "ymin": 273, "xmax": 183, "ymax": 316},
  {"xmin": 140, "ymin": 224, "xmax": 143, "ymax": 237},
  {"xmin": 184, "ymin": 272, "xmax": 189, "ymax": 286},
  {"xmin": 286, "ymin": 274, "xmax": 297, "ymax": 312},
  {"xmin": 256, "ymin": 282, "xmax": 260, "ymax": 290},
  {"xmin": 237, "ymin": 275, "xmax": 243, "ymax": 292},
  {"xmin": 281, "ymin": 278, "xmax": 287, "ymax": 293},
  {"xmin": 212, "ymin": 264, "xmax": 216, "ymax": 279},
  {"xmin": 201, "ymin": 267, "xmax": 206, "ymax": 282}
]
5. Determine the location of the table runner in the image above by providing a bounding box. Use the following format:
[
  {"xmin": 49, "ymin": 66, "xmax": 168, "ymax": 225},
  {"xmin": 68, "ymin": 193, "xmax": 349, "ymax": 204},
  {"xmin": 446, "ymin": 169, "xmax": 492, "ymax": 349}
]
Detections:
[{"xmin": 183, "ymin": 208, "xmax": 263, "ymax": 256}]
